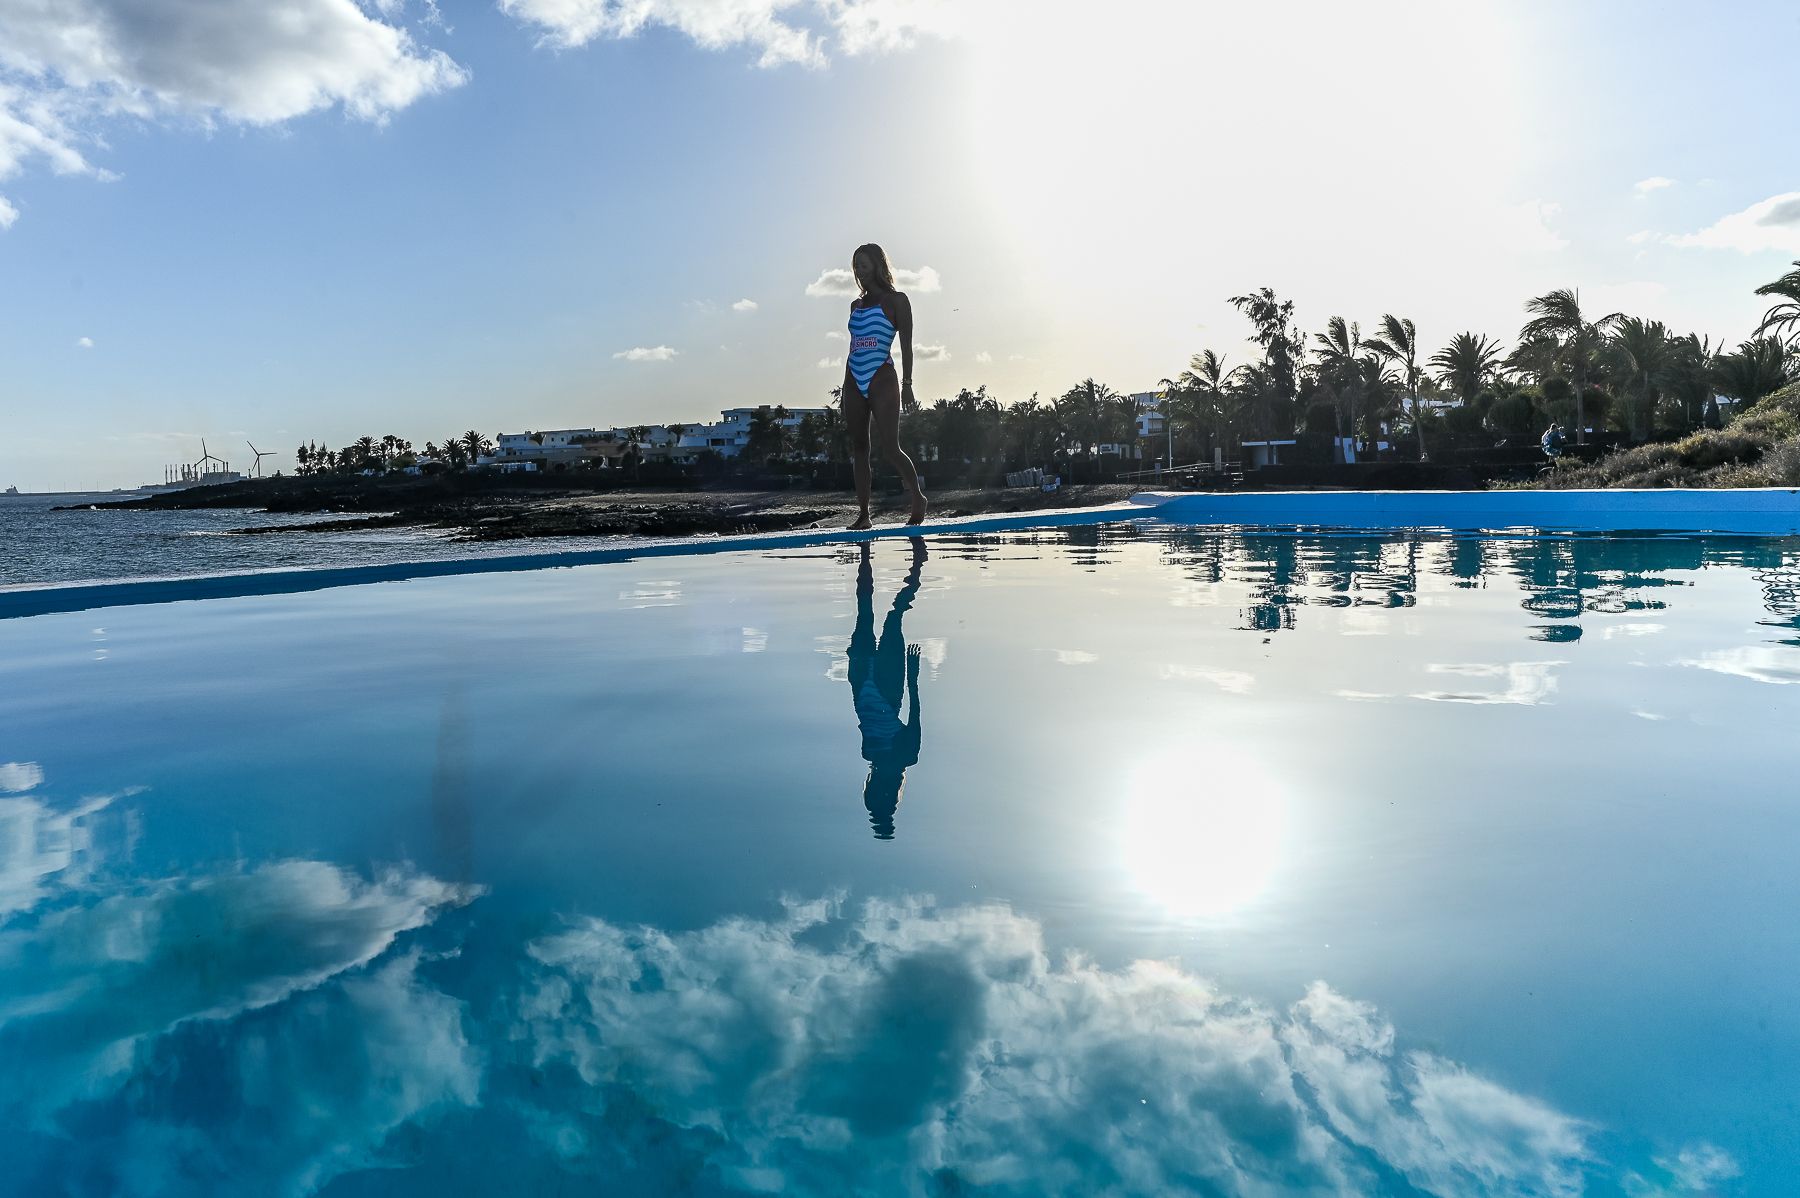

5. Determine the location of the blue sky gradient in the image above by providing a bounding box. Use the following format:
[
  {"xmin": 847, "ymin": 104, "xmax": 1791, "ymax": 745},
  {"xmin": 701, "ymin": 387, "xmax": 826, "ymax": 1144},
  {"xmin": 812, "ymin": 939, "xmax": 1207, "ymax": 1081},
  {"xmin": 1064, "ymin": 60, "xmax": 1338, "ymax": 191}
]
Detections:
[{"xmin": 1, "ymin": 0, "xmax": 1796, "ymax": 489}]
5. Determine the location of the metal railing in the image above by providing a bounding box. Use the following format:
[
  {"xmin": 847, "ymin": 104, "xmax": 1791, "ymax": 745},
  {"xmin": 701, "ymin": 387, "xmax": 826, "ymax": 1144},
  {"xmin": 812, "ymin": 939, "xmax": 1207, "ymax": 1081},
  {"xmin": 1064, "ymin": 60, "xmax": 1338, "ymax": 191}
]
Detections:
[{"xmin": 1113, "ymin": 460, "xmax": 1243, "ymax": 485}]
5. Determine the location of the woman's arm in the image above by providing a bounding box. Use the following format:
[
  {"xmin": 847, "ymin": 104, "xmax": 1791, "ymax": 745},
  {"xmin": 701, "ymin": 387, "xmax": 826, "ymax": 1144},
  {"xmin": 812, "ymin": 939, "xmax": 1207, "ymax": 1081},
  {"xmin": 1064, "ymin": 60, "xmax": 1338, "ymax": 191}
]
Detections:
[
  {"xmin": 906, "ymin": 644, "xmax": 922, "ymax": 724},
  {"xmin": 893, "ymin": 292, "xmax": 914, "ymax": 401}
]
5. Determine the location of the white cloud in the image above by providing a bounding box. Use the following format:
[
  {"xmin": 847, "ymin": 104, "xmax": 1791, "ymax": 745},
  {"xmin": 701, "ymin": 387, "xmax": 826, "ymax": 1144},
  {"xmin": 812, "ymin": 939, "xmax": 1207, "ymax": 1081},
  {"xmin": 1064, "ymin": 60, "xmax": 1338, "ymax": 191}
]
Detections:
[
  {"xmin": 498, "ymin": 0, "xmax": 959, "ymax": 66},
  {"xmin": 805, "ymin": 264, "xmax": 942, "ymax": 296},
  {"xmin": 1052, "ymin": 648, "xmax": 1097, "ymax": 665},
  {"xmin": 613, "ymin": 345, "xmax": 677, "ymax": 361},
  {"xmin": 0, "ymin": 0, "xmax": 467, "ymax": 223},
  {"xmin": 1667, "ymin": 191, "xmax": 1800, "ymax": 254},
  {"xmin": 1683, "ymin": 645, "xmax": 1800, "ymax": 685},
  {"xmin": 75, "ymin": 335, "xmax": 93, "ymax": 348},
  {"xmin": 1158, "ymin": 663, "xmax": 1255, "ymax": 693},
  {"xmin": 975, "ymin": 350, "xmax": 992, "ymax": 364},
  {"xmin": 1634, "ymin": 176, "xmax": 1675, "ymax": 195},
  {"xmin": 0, "ymin": 789, "xmax": 115, "ymax": 918},
  {"xmin": 1661, "ymin": 1144, "xmax": 1742, "ymax": 1191},
  {"xmin": 0, "ymin": 859, "xmax": 475, "ymax": 1109},
  {"xmin": 732, "ymin": 297, "xmax": 758, "ymax": 312},
  {"xmin": 1624, "ymin": 1142, "xmax": 1743, "ymax": 1197},
  {"xmin": 1505, "ymin": 199, "xmax": 1568, "ymax": 253},
  {"xmin": 816, "ymin": 356, "xmax": 842, "ymax": 369},
  {"xmin": 0, "ymin": 762, "xmax": 44, "ymax": 792},
  {"xmin": 1413, "ymin": 661, "xmax": 1563, "ymax": 706},
  {"xmin": 10, "ymin": 945, "xmax": 481, "ymax": 1198},
  {"xmin": 514, "ymin": 895, "xmax": 1596, "ymax": 1196},
  {"xmin": 0, "ymin": 194, "xmax": 15, "ymax": 228},
  {"xmin": 915, "ymin": 342, "xmax": 949, "ymax": 361},
  {"xmin": 1626, "ymin": 229, "xmax": 1653, "ymax": 245},
  {"xmin": 825, "ymin": 329, "xmax": 847, "ymax": 341}
]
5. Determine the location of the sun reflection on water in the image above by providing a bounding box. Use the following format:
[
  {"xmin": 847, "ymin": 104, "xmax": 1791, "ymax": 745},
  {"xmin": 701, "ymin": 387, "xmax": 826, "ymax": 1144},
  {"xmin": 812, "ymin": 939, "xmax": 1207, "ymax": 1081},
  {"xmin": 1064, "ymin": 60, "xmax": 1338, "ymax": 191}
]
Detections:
[{"xmin": 1121, "ymin": 756, "xmax": 1287, "ymax": 918}]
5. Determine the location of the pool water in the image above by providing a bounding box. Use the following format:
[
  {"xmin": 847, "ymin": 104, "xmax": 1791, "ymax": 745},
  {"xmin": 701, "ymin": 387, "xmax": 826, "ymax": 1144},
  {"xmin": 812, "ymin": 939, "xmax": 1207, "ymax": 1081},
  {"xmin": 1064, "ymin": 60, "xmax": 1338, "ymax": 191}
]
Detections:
[{"xmin": 2, "ymin": 522, "xmax": 1797, "ymax": 1197}]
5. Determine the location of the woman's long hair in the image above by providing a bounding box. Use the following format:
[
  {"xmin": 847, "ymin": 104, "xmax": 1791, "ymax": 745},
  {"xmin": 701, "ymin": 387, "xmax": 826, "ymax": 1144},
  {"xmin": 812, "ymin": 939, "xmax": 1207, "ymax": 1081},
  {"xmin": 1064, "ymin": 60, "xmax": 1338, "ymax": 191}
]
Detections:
[{"xmin": 854, "ymin": 243, "xmax": 897, "ymax": 295}]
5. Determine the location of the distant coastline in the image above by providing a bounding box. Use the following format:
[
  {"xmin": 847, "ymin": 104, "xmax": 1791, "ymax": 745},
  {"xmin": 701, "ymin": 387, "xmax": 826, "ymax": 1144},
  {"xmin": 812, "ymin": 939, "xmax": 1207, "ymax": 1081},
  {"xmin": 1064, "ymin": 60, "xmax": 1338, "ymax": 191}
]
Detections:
[{"xmin": 77, "ymin": 474, "xmax": 1140, "ymax": 542}]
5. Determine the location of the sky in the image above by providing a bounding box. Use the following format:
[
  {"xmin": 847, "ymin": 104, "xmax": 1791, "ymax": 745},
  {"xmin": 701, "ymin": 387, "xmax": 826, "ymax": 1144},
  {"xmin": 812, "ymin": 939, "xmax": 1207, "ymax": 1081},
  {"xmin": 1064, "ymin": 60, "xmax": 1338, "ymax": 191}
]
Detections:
[{"xmin": 1, "ymin": 0, "xmax": 1797, "ymax": 491}]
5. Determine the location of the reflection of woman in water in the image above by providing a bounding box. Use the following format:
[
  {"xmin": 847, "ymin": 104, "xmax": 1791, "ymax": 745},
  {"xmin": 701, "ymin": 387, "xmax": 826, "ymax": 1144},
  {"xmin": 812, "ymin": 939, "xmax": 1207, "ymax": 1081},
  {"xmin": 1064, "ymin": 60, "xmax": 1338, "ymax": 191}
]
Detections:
[{"xmin": 848, "ymin": 538, "xmax": 927, "ymax": 839}]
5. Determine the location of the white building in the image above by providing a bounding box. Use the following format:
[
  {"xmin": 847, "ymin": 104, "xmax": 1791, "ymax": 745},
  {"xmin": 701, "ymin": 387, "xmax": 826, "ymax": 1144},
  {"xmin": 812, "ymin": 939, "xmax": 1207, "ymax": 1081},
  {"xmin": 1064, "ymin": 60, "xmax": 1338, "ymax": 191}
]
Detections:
[
  {"xmin": 1132, "ymin": 392, "xmax": 1166, "ymax": 439},
  {"xmin": 674, "ymin": 406, "xmax": 832, "ymax": 459},
  {"xmin": 495, "ymin": 407, "xmax": 835, "ymax": 468},
  {"xmin": 496, "ymin": 429, "xmax": 597, "ymax": 462}
]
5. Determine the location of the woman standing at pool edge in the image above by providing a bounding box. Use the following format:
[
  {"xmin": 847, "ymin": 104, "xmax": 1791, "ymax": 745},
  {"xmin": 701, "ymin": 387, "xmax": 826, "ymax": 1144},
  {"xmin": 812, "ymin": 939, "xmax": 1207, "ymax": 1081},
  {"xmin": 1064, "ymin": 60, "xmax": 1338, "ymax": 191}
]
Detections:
[{"xmin": 842, "ymin": 243, "xmax": 927, "ymax": 528}]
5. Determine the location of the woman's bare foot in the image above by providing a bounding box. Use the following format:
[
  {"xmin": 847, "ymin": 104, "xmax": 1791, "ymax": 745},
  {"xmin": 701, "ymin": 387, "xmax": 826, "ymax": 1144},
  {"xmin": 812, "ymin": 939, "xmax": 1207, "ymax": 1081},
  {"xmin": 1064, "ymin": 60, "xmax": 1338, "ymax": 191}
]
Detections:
[
  {"xmin": 848, "ymin": 514, "xmax": 872, "ymax": 531},
  {"xmin": 906, "ymin": 490, "xmax": 928, "ymax": 525}
]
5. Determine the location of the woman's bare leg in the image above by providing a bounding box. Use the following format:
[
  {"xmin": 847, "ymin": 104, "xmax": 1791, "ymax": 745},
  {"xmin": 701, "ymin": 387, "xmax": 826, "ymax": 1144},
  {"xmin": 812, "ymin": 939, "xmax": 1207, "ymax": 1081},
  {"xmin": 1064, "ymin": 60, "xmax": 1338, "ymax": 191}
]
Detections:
[
  {"xmin": 868, "ymin": 364, "xmax": 926, "ymax": 524},
  {"xmin": 842, "ymin": 373, "xmax": 873, "ymax": 529}
]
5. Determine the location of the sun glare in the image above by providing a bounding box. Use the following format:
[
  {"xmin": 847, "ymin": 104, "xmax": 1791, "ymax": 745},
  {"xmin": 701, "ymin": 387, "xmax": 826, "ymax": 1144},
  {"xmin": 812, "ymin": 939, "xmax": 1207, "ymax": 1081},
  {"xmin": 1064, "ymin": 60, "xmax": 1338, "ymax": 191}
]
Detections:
[{"xmin": 1120, "ymin": 755, "xmax": 1287, "ymax": 918}]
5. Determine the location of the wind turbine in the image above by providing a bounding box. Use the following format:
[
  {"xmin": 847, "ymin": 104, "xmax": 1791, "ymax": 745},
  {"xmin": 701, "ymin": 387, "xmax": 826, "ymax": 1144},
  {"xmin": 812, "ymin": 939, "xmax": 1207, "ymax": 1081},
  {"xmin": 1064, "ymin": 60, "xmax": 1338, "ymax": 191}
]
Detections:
[
  {"xmin": 246, "ymin": 441, "xmax": 274, "ymax": 478},
  {"xmin": 191, "ymin": 437, "xmax": 232, "ymax": 478},
  {"xmin": 194, "ymin": 439, "xmax": 228, "ymax": 476}
]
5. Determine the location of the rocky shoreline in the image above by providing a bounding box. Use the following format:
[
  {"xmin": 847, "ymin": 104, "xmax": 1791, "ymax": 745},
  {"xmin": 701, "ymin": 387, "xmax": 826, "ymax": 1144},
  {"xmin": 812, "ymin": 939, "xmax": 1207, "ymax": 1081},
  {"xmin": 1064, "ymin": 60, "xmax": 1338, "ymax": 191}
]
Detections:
[{"xmin": 75, "ymin": 476, "xmax": 1139, "ymax": 542}]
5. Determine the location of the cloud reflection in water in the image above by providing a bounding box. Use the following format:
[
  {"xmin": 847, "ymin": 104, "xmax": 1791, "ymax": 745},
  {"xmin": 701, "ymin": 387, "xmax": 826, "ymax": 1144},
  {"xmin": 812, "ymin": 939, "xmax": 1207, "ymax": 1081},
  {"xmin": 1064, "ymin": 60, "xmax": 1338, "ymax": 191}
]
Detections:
[{"xmin": 516, "ymin": 895, "xmax": 1617, "ymax": 1197}]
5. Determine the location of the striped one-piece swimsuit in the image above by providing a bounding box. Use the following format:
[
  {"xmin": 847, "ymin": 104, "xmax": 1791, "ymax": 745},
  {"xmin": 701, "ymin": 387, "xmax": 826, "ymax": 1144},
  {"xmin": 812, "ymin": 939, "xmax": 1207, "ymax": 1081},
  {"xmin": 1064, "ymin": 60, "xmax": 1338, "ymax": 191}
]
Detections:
[{"xmin": 847, "ymin": 301, "xmax": 897, "ymax": 397}]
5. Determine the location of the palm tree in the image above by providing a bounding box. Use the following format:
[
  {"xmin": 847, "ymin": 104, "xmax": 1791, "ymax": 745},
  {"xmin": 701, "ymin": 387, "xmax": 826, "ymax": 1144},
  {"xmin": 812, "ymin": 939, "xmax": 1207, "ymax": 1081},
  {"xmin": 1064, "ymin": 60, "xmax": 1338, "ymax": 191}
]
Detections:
[
  {"xmin": 462, "ymin": 430, "xmax": 484, "ymax": 463},
  {"xmin": 1755, "ymin": 260, "xmax": 1800, "ymax": 346},
  {"xmin": 1662, "ymin": 334, "xmax": 1720, "ymax": 430},
  {"xmin": 1428, "ymin": 332, "xmax": 1506, "ymax": 404},
  {"xmin": 1714, "ymin": 336, "xmax": 1797, "ymax": 411},
  {"xmin": 1312, "ymin": 318, "xmax": 1362, "ymax": 448},
  {"xmin": 440, "ymin": 436, "xmax": 468, "ymax": 468},
  {"xmin": 1228, "ymin": 362, "xmax": 1280, "ymax": 447},
  {"xmin": 1110, "ymin": 392, "xmax": 1145, "ymax": 462},
  {"xmin": 1521, "ymin": 288, "xmax": 1619, "ymax": 445},
  {"xmin": 1053, "ymin": 379, "xmax": 1120, "ymax": 469},
  {"xmin": 1228, "ymin": 288, "xmax": 1302, "ymax": 437},
  {"xmin": 1001, "ymin": 394, "xmax": 1061, "ymax": 467},
  {"xmin": 1362, "ymin": 314, "xmax": 1427, "ymax": 458},
  {"xmin": 1605, "ymin": 317, "xmax": 1671, "ymax": 442},
  {"xmin": 1177, "ymin": 350, "xmax": 1236, "ymax": 453}
]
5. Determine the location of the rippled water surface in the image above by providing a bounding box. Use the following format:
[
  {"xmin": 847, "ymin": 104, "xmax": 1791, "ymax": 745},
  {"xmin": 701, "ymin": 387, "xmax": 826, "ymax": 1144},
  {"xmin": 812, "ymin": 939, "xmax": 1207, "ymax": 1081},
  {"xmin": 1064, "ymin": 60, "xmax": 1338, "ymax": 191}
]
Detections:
[
  {"xmin": 0, "ymin": 493, "xmax": 602, "ymax": 587},
  {"xmin": 3, "ymin": 523, "xmax": 1797, "ymax": 1196}
]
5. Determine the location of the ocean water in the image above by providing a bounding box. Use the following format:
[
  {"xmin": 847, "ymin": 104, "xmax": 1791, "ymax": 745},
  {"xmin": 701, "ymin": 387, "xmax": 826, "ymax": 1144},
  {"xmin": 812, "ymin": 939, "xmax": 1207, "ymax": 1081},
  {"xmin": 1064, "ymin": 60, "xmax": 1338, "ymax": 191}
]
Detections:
[
  {"xmin": 0, "ymin": 493, "xmax": 602, "ymax": 588},
  {"xmin": 3, "ymin": 522, "xmax": 1798, "ymax": 1196}
]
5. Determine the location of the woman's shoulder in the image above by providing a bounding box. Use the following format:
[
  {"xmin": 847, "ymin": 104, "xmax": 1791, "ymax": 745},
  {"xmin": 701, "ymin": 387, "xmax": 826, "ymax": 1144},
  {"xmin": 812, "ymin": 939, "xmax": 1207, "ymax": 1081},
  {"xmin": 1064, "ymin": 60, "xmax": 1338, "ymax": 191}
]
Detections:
[{"xmin": 851, "ymin": 291, "xmax": 909, "ymax": 315}]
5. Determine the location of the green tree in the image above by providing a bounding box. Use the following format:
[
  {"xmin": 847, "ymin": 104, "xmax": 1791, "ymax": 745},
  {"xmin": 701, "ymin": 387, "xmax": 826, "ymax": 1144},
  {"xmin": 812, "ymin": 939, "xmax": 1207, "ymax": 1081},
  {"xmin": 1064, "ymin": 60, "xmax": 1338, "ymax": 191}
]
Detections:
[
  {"xmin": 461, "ymin": 430, "xmax": 484, "ymax": 463},
  {"xmin": 793, "ymin": 413, "xmax": 824, "ymax": 460},
  {"xmin": 1604, "ymin": 317, "xmax": 1671, "ymax": 442},
  {"xmin": 1228, "ymin": 288, "xmax": 1302, "ymax": 437},
  {"xmin": 1362, "ymin": 314, "xmax": 1427, "ymax": 458},
  {"xmin": 1714, "ymin": 336, "xmax": 1797, "ymax": 411},
  {"xmin": 1052, "ymin": 379, "xmax": 1119, "ymax": 468},
  {"xmin": 1428, "ymin": 332, "xmax": 1506, "ymax": 404},
  {"xmin": 1109, "ymin": 392, "xmax": 1144, "ymax": 461},
  {"xmin": 1755, "ymin": 260, "xmax": 1800, "ymax": 346},
  {"xmin": 1521, "ymin": 288, "xmax": 1618, "ymax": 445},
  {"xmin": 1000, "ymin": 394, "xmax": 1062, "ymax": 466},
  {"xmin": 1662, "ymin": 334, "xmax": 1721, "ymax": 430},
  {"xmin": 1177, "ymin": 349, "xmax": 1238, "ymax": 453},
  {"xmin": 743, "ymin": 406, "xmax": 790, "ymax": 461},
  {"xmin": 1311, "ymin": 318, "xmax": 1363, "ymax": 446}
]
